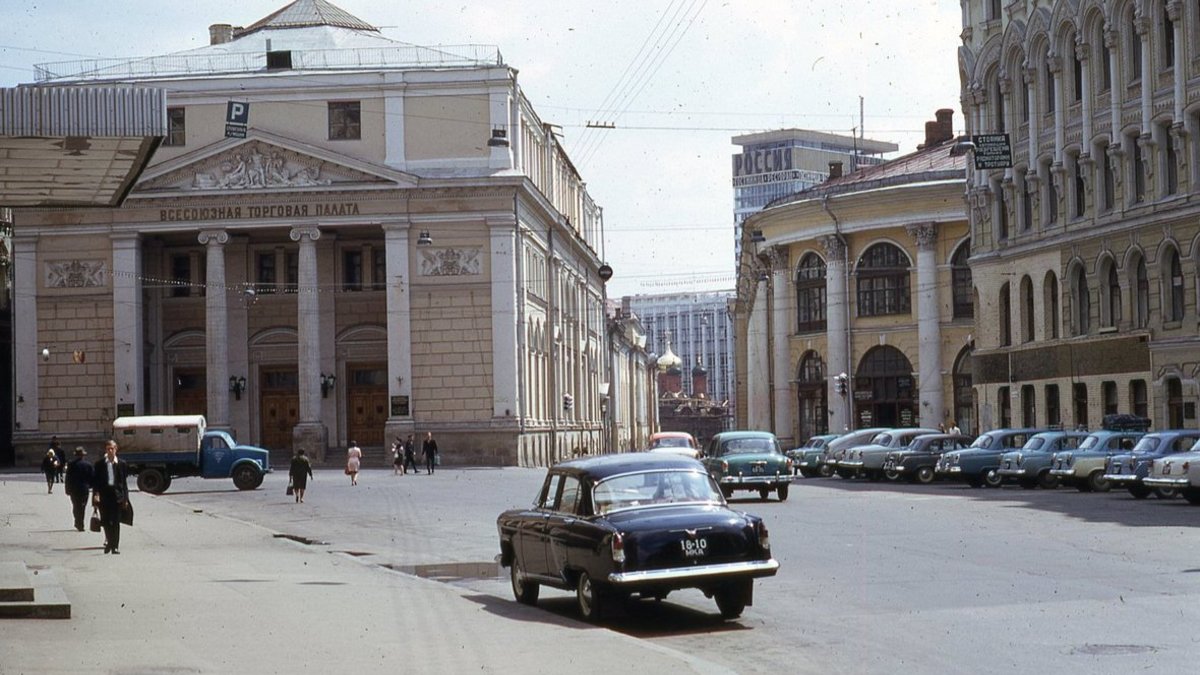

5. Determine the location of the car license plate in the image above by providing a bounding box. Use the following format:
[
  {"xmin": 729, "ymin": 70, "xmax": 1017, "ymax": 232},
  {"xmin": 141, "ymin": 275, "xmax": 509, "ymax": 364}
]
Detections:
[
  {"xmin": 681, "ymin": 537, "xmax": 709, "ymax": 558},
  {"xmin": 752, "ymin": 465, "xmax": 763, "ymax": 474}
]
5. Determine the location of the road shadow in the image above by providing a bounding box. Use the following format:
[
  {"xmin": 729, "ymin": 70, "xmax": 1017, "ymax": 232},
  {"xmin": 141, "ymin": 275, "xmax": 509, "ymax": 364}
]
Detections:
[{"xmin": 792, "ymin": 474, "xmax": 1200, "ymax": 528}]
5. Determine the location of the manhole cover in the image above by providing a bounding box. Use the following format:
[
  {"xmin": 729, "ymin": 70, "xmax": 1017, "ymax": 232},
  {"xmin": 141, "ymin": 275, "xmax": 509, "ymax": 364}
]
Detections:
[{"xmin": 1070, "ymin": 644, "xmax": 1157, "ymax": 656}]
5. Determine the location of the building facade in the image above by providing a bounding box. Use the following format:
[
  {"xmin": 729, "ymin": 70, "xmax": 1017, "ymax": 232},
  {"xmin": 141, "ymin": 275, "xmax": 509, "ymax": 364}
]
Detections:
[
  {"xmin": 732, "ymin": 129, "xmax": 897, "ymax": 261},
  {"xmin": 734, "ymin": 112, "xmax": 972, "ymax": 447},
  {"xmin": 11, "ymin": 0, "xmax": 630, "ymax": 466},
  {"xmin": 960, "ymin": 0, "xmax": 1200, "ymax": 431}
]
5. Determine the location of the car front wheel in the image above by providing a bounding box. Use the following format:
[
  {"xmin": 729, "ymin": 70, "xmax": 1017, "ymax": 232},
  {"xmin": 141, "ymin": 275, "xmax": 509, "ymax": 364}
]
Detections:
[
  {"xmin": 914, "ymin": 466, "xmax": 935, "ymax": 484},
  {"xmin": 983, "ymin": 470, "xmax": 1004, "ymax": 488},
  {"xmin": 576, "ymin": 572, "xmax": 605, "ymax": 622},
  {"xmin": 1129, "ymin": 485, "xmax": 1151, "ymax": 499},
  {"xmin": 1036, "ymin": 471, "xmax": 1059, "ymax": 490},
  {"xmin": 1084, "ymin": 470, "xmax": 1110, "ymax": 493},
  {"xmin": 510, "ymin": 557, "xmax": 539, "ymax": 606}
]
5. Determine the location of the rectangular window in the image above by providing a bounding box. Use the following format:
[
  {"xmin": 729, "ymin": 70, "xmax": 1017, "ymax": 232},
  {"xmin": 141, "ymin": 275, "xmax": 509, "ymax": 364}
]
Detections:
[
  {"xmin": 256, "ymin": 252, "xmax": 277, "ymax": 294},
  {"xmin": 343, "ymin": 249, "xmax": 363, "ymax": 291},
  {"xmin": 1073, "ymin": 382, "xmax": 1089, "ymax": 429},
  {"xmin": 1046, "ymin": 384, "xmax": 1061, "ymax": 426},
  {"xmin": 1072, "ymin": 156, "xmax": 1086, "ymax": 218},
  {"xmin": 285, "ymin": 252, "xmax": 299, "ymax": 293},
  {"xmin": 165, "ymin": 107, "xmax": 186, "ymax": 147},
  {"xmin": 1102, "ymin": 381, "xmax": 1118, "ymax": 415},
  {"xmin": 372, "ymin": 248, "xmax": 386, "ymax": 291},
  {"xmin": 328, "ymin": 101, "xmax": 361, "ymax": 140},
  {"xmin": 171, "ymin": 254, "xmax": 191, "ymax": 298},
  {"xmin": 1021, "ymin": 384, "xmax": 1036, "ymax": 427},
  {"xmin": 999, "ymin": 386, "xmax": 1012, "ymax": 428},
  {"xmin": 1100, "ymin": 43, "xmax": 1112, "ymax": 92},
  {"xmin": 1130, "ymin": 379, "xmax": 1148, "ymax": 418}
]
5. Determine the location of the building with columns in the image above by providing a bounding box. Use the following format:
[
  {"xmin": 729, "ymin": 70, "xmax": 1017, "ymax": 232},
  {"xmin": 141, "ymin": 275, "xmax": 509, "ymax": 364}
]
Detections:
[
  {"xmin": 959, "ymin": 0, "xmax": 1200, "ymax": 431},
  {"xmin": 9, "ymin": 0, "xmax": 625, "ymax": 466},
  {"xmin": 733, "ymin": 112, "xmax": 972, "ymax": 447}
]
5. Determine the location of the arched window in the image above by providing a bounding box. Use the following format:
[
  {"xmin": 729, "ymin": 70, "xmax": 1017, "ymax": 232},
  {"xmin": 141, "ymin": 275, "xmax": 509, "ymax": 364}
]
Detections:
[
  {"xmin": 999, "ymin": 283, "xmax": 1012, "ymax": 346},
  {"xmin": 1165, "ymin": 247, "xmax": 1185, "ymax": 322},
  {"xmin": 953, "ymin": 346, "xmax": 974, "ymax": 435},
  {"xmin": 1044, "ymin": 271, "xmax": 1061, "ymax": 339},
  {"xmin": 1043, "ymin": 47, "xmax": 1055, "ymax": 114},
  {"xmin": 1161, "ymin": 2, "xmax": 1175, "ymax": 69},
  {"xmin": 1127, "ymin": 7, "xmax": 1142, "ymax": 83},
  {"xmin": 1020, "ymin": 275, "xmax": 1035, "ymax": 343},
  {"xmin": 1131, "ymin": 253, "xmax": 1150, "ymax": 328},
  {"xmin": 796, "ymin": 351, "xmax": 828, "ymax": 441},
  {"xmin": 951, "ymin": 242, "xmax": 973, "ymax": 319},
  {"xmin": 854, "ymin": 346, "xmax": 916, "ymax": 429},
  {"xmin": 795, "ymin": 253, "xmax": 827, "ymax": 332},
  {"xmin": 1073, "ymin": 265, "xmax": 1090, "ymax": 335},
  {"xmin": 1100, "ymin": 257, "xmax": 1121, "ymax": 328},
  {"xmin": 855, "ymin": 243, "xmax": 911, "ymax": 317}
]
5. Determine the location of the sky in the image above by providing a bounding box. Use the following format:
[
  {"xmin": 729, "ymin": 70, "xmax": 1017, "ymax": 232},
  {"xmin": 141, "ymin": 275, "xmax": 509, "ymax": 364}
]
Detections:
[{"xmin": 1, "ymin": 0, "xmax": 964, "ymax": 298}]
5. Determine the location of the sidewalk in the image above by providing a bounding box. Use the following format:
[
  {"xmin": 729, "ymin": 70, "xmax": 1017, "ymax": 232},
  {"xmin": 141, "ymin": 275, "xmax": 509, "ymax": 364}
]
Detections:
[{"xmin": 0, "ymin": 474, "xmax": 729, "ymax": 675}]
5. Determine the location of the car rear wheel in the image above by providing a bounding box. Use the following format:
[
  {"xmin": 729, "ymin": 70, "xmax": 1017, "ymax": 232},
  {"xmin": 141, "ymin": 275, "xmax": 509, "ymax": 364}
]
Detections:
[
  {"xmin": 818, "ymin": 464, "xmax": 834, "ymax": 478},
  {"xmin": 1019, "ymin": 478, "xmax": 1038, "ymax": 489},
  {"xmin": 136, "ymin": 468, "xmax": 170, "ymax": 495},
  {"xmin": 758, "ymin": 487, "xmax": 770, "ymax": 501},
  {"xmin": 1153, "ymin": 488, "xmax": 1177, "ymax": 499},
  {"xmin": 885, "ymin": 470, "xmax": 902, "ymax": 482},
  {"xmin": 714, "ymin": 582, "xmax": 749, "ymax": 619},
  {"xmin": 777, "ymin": 484, "xmax": 789, "ymax": 501},
  {"xmin": 1183, "ymin": 488, "xmax": 1200, "ymax": 505},
  {"xmin": 1036, "ymin": 471, "xmax": 1059, "ymax": 490},
  {"xmin": 914, "ymin": 466, "xmax": 935, "ymax": 484},
  {"xmin": 232, "ymin": 465, "xmax": 261, "ymax": 491},
  {"xmin": 576, "ymin": 572, "xmax": 605, "ymax": 622},
  {"xmin": 799, "ymin": 468, "xmax": 819, "ymax": 478},
  {"xmin": 835, "ymin": 468, "xmax": 855, "ymax": 479},
  {"xmin": 1128, "ymin": 485, "xmax": 1151, "ymax": 499},
  {"xmin": 983, "ymin": 470, "xmax": 1003, "ymax": 488},
  {"xmin": 1085, "ymin": 470, "xmax": 1110, "ymax": 493},
  {"xmin": 510, "ymin": 557, "xmax": 539, "ymax": 605}
]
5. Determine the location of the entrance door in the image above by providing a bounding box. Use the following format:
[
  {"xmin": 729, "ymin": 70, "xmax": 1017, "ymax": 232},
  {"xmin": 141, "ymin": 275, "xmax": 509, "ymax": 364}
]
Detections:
[
  {"xmin": 854, "ymin": 346, "xmax": 916, "ymax": 429},
  {"xmin": 347, "ymin": 365, "xmax": 387, "ymax": 447},
  {"xmin": 260, "ymin": 369, "xmax": 299, "ymax": 451},
  {"xmin": 173, "ymin": 368, "xmax": 207, "ymax": 415}
]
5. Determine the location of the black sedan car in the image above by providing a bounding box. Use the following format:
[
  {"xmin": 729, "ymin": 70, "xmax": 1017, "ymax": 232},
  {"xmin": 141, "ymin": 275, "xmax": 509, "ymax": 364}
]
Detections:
[{"xmin": 496, "ymin": 453, "xmax": 779, "ymax": 622}]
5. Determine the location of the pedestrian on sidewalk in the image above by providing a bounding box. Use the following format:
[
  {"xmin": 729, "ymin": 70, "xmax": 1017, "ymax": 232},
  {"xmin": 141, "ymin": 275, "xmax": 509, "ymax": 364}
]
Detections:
[
  {"xmin": 289, "ymin": 449, "xmax": 313, "ymax": 503},
  {"xmin": 403, "ymin": 434, "xmax": 418, "ymax": 474},
  {"xmin": 422, "ymin": 432, "xmax": 438, "ymax": 475},
  {"xmin": 91, "ymin": 440, "xmax": 130, "ymax": 554},
  {"xmin": 346, "ymin": 441, "xmax": 362, "ymax": 486},
  {"xmin": 392, "ymin": 437, "xmax": 404, "ymax": 476},
  {"xmin": 49, "ymin": 436, "xmax": 67, "ymax": 484},
  {"xmin": 64, "ymin": 447, "xmax": 94, "ymax": 531},
  {"xmin": 41, "ymin": 449, "xmax": 60, "ymax": 494}
]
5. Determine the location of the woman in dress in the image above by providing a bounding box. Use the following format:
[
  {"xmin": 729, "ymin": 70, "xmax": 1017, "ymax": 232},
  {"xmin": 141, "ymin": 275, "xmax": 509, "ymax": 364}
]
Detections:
[
  {"xmin": 346, "ymin": 441, "xmax": 362, "ymax": 486},
  {"xmin": 289, "ymin": 449, "xmax": 313, "ymax": 503},
  {"xmin": 41, "ymin": 449, "xmax": 60, "ymax": 494}
]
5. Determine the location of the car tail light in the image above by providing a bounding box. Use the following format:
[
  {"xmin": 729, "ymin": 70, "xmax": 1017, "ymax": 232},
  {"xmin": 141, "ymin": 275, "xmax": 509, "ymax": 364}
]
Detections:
[
  {"xmin": 720, "ymin": 460, "xmax": 728, "ymax": 473},
  {"xmin": 757, "ymin": 520, "xmax": 770, "ymax": 552},
  {"xmin": 610, "ymin": 532, "xmax": 626, "ymax": 564},
  {"xmin": 785, "ymin": 458, "xmax": 794, "ymax": 472}
]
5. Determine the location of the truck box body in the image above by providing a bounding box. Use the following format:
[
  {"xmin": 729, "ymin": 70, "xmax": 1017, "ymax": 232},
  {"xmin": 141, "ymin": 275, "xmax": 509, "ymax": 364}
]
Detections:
[{"xmin": 113, "ymin": 415, "xmax": 206, "ymax": 462}]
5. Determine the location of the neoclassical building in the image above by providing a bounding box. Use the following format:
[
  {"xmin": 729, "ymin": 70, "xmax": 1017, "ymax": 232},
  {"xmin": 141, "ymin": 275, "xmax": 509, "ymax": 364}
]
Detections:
[
  {"xmin": 11, "ymin": 0, "xmax": 626, "ymax": 466},
  {"xmin": 960, "ymin": 0, "xmax": 1200, "ymax": 430},
  {"xmin": 734, "ymin": 112, "xmax": 973, "ymax": 447}
]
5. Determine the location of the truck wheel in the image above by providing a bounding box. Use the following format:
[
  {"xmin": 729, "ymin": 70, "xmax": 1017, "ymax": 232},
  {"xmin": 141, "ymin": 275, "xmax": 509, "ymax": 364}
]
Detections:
[
  {"xmin": 136, "ymin": 468, "xmax": 169, "ymax": 495},
  {"xmin": 233, "ymin": 465, "xmax": 261, "ymax": 491}
]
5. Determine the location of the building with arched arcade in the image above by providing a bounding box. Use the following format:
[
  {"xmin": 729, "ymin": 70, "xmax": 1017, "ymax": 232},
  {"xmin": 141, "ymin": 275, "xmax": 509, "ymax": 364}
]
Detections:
[
  {"xmin": 960, "ymin": 0, "xmax": 1200, "ymax": 431},
  {"xmin": 733, "ymin": 112, "xmax": 973, "ymax": 447}
]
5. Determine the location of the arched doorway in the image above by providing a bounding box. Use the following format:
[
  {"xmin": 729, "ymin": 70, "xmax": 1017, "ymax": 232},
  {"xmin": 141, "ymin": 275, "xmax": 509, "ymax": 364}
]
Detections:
[
  {"xmin": 854, "ymin": 346, "xmax": 916, "ymax": 429},
  {"xmin": 796, "ymin": 351, "xmax": 827, "ymax": 442},
  {"xmin": 952, "ymin": 345, "xmax": 974, "ymax": 435}
]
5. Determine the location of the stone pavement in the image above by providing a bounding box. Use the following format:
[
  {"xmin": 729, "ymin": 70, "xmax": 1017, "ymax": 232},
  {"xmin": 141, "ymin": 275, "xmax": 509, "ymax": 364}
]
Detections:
[{"xmin": 0, "ymin": 473, "xmax": 730, "ymax": 675}]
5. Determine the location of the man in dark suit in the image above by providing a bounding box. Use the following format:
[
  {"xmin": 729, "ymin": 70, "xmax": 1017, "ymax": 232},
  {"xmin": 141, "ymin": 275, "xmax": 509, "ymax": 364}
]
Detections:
[
  {"xmin": 64, "ymin": 447, "xmax": 94, "ymax": 531},
  {"xmin": 91, "ymin": 440, "xmax": 130, "ymax": 554}
]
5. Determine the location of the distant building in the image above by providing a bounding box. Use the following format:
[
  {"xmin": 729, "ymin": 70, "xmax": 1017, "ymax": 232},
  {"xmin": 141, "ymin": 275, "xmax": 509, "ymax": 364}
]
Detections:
[{"xmin": 732, "ymin": 129, "xmax": 898, "ymax": 261}]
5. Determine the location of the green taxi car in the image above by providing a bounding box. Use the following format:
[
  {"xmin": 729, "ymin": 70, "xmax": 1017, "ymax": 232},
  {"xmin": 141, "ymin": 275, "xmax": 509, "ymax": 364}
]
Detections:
[{"xmin": 702, "ymin": 431, "xmax": 793, "ymax": 501}]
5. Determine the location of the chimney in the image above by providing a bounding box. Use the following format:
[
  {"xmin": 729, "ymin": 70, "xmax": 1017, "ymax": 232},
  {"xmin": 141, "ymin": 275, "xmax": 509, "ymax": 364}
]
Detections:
[
  {"xmin": 828, "ymin": 161, "xmax": 843, "ymax": 180},
  {"xmin": 621, "ymin": 296, "xmax": 632, "ymax": 318},
  {"xmin": 935, "ymin": 108, "xmax": 955, "ymax": 145},
  {"xmin": 209, "ymin": 24, "xmax": 234, "ymax": 45}
]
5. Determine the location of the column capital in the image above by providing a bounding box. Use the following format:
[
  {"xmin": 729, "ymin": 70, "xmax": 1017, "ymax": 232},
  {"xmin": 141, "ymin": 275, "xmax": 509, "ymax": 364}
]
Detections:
[
  {"xmin": 198, "ymin": 230, "xmax": 228, "ymax": 246},
  {"xmin": 819, "ymin": 234, "xmax": 847, "ymax": 262},
  {"xmin": 763, "ymin": 245, "xmax": 789, "ymax": 272},
  {"xmin": 1133, "ymin": 15, "xmax": 1150, "ymax": 37},
  {"xmin": 289, "ymin": 226, "xmax": 322, "ymax": 243},
  {"xmin": 998, "ymin": 73, "xmax": 1012, "ymax": 95},
  {"xmin": 1073, "ymin": 39, "xmax": 1090, "ymax": 62},
  {"xmin": 1166, "ymin": 0, "xmax": 1182, "ymax": 22},
  {"xmin": 905, "ymin": 222, "xmax": 939, "ymax": 250},
  {"xmin": 380, "ymin": 220, "xmax": 412, "ymax": 233},
  {"xmin": 1102, "ymin": 25, "xmax": 1118, "ymax": 49},
  {"xmin": 1045, "ymin": 55, "xmax": 1063, "ymax": 75}
]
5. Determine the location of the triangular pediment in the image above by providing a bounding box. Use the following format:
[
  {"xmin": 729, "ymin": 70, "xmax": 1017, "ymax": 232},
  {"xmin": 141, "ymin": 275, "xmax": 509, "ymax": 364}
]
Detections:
[{"xmin": 133, "ymin": 130, "xmax": 417, "ymax": 195}]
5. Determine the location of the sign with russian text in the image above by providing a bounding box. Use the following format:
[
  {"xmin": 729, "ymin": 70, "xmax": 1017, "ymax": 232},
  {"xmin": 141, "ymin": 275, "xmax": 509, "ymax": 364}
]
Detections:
[{"xmin": 972, "ymin": 134, "xmax": 1012, "ymax": 169}]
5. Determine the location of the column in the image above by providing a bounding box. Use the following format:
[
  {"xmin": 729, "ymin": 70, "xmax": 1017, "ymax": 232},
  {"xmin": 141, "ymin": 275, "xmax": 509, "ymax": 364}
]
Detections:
[
  {"xmin": 1168, "ymin": 1, "xmax": 1184, "ymax": 122},
  {"xmin": 820, "ymin": 235, "xmax": 850, "ymax": 432},
  {"xmin": 746, "ymin": 271, "xmax": 771, "ymax": 431},
  {"xmin": 1049, "ymin": 54, "xmax": 1064, "ymax": 166},
  {"xmin": 1024, "ymin": 64, "xmax": 1039, "ymax": 165},
  {"xmin": 290, "ymin": 226, "xmax": 327, "ymax": 458},
  {"xmin": 1105, "ymin": 25, "xmax": 1121, "ymax": 145},
  {"xmin": 13, "ymin": 235, "xmax": 38, "ymax": 431},
  {"xmin": 383, "ymin": 221, "xmax": 414, "ymax": 442},
  {"xmin": 769, "ymin": 246, "xmax": 794, "ymax": 446},
  {"xmin": 489, "ymin": 217, "xmax": 520, "ymax": 418},
  {"xmin": 111, "ymin": 234, "xmax": 143, "ymax": 416},
  {"xmin": 198, "ymin": 230, "xmax": 230, "ymax": 429},
  {"xmin": 907, "ymin": 223, "xmax": 943, "ymax": 430},
  {"xmin": 1136, "ymin": 15, "xmax": 1152, "ymax": 136},
  {"xmin": 1077, "ymin": 40, "xmax": 1092, "ymax": 151}
]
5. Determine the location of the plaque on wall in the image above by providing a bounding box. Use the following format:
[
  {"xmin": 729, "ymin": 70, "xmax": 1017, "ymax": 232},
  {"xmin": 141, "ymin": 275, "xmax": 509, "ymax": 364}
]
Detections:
[
  {"xmin": 391, "ymin": 395, "xmax": 410, "ymax": 417},
  {"xmin": 899, "ymin": 408, "xmax": 914, "ymax": 427},
  {"xmin": 116, "ymin": 403, "xmax": 135, "ymax": 417}
]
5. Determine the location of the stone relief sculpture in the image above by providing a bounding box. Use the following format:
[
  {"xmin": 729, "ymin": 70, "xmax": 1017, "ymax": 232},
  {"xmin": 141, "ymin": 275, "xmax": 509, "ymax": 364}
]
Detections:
[
  {"xmin": 419, "ymin": 247, "xmax": 482, "ymax": 276},
  {"xmin": 191, "ymin": 144, "xmax": 332, "ymax": 190},
  {"xmin": 46, "ymin": 260, "xmax": 106, "ymax": 288}
]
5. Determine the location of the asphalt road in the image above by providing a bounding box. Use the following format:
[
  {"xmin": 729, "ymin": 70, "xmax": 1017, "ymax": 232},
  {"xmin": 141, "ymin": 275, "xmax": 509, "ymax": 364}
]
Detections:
[{"xmin": 136, "ymin": 466, "xmax": 1200, "ymax": 675}]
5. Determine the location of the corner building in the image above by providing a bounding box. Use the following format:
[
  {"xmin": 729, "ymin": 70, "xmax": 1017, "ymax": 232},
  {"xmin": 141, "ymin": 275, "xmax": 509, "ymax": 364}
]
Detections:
[
  {"xmin": 960, "ymin": 0, "xmax": 1200, "ymax": 430},
  {"xmin": 735, "ymin": 113, "xmax": 972, "ymax": 447},
  {"xmin": 12, "ymin": 0, "xmax": 613, "ymax": 466}
]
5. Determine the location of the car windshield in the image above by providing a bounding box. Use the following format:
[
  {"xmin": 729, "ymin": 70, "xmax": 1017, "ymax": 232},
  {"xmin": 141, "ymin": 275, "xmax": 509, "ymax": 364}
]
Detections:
[
  {"xmin": 651, "ymin": 437, "xmax": 692, "ymax": 448},
  {"xmin": 721, "ymin": 438, "xmax": 779, "ymax": 455},
  {"xmin": 592, "ymin": 470, "xmax": 722, "ymax": 514},
  {"xmin": 970, "ymin": 435, "xmax": 995, "ymax": 449}
]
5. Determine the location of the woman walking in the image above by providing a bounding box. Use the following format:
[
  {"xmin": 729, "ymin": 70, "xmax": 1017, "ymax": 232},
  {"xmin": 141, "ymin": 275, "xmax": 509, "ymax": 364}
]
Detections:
[
  {"xmin": 289, "ymin": 449, "xmax": 313, "ymax": 503},
  {"xmin": 346, "ymin": 441, "xmax": 362, "ymax": 486},
  {"xmin": 41, "ymin": 449, "xmax": 60, "ymax": 494}
]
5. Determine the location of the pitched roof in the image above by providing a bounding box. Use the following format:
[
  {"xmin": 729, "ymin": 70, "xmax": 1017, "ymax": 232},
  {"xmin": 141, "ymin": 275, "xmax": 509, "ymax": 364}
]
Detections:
[{"xmin": 236, "ymin": 0, "xmax": 378, "ymax": 38}]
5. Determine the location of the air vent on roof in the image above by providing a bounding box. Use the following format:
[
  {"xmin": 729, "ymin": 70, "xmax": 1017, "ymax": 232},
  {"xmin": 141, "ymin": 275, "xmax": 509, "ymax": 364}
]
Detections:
[{"xmin": 266, "ymin": 50, "xmax": 293, "ymax": 70}]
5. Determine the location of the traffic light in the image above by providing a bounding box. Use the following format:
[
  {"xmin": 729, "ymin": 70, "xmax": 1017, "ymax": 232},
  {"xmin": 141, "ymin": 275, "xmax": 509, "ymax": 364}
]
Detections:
[
  {"xmin": 563, "ymin": 393, "xmax": 574, "ymax": 412},
  {"xmin": 833, "ymin": 373, "xmax": 848, "ymax": 396}
]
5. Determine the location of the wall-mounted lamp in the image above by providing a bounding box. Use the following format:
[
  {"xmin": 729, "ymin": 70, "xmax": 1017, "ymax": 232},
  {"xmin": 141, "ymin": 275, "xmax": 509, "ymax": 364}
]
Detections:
[
  {"xmin": 487, "ymin": 127, "xmax": 509, "ymax": 147},
  {"xmin": 750, "ymin": 229, "xmax": 766, "ymax": 243},
  {"xmin": 40, "ymin": 347, "xmax": 50, "ymax": 362},
  {"xmin": 228, "ymin": 375, "xmax": 246, "ymax": 401},
  {"xmin": 320, "ymin": 373, "xmax": 336, "ymax": 399},
  {"xmin": 417, "ymin": 231, "xmax": 433, "ymax": 246}
]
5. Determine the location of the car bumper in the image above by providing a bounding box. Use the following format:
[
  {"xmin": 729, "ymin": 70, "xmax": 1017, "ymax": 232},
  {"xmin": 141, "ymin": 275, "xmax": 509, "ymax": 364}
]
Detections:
[
  {"xmin": 718, "ymin": 475, "xmax": 791, "ymax": 486},
  {"xmin": 1048, "ymin": 469, "xmax": 1077, "ymax": 477},
  {"xmin": 937, "ymin": 466, "xmax": 962, "ymax": 474},
  {"xmin": 609, "ymin": 558, "xmax": 780, "ymax": 586},
  {"xmin": 1102, "ymin": 474, "xmax": 1139, "ymax": 483},
  {"xmin": 839, "ymin": 461, "xmax": 864, "ymax": 469},
  {"xmin": 996, "ymin": 468, "xmax": 1027, "ymax": 476},
  {"xmin": 1143, "ymin": 477, "xmax": 1189, "ymax": 488}
]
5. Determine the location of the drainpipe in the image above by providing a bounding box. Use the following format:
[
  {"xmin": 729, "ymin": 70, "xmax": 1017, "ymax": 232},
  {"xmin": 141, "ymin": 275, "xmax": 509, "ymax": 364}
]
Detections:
[{"xmin": 822, "ymin": 194, "xmax": 854, "ymax": 431}]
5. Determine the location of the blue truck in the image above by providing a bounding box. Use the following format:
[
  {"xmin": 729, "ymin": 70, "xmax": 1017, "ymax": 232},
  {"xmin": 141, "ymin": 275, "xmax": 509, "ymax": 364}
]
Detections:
[{"xmin": 112, "ymin": 415, "xmax": 271, "ymax": 494}]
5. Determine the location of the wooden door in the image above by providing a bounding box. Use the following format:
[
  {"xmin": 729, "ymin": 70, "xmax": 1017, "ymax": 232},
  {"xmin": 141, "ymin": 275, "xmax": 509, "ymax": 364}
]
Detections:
[
  {"xmin": 347, "ymin": 365, "xmax": 387, "ymax": 447},
  {"xmin": 260, "ymin": 369, "xmax": 299, "ymax": 451},
  {"xmin": 173, "ymin": 368, "xmax": 207, "ymax": 415}
]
